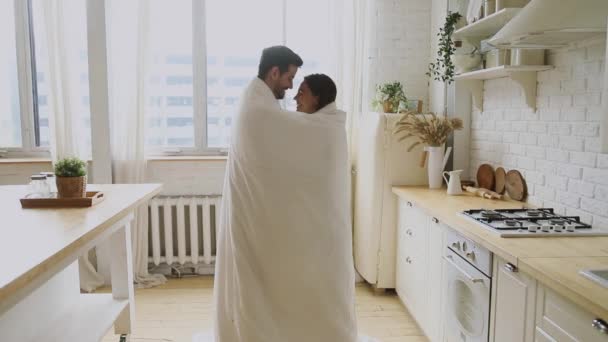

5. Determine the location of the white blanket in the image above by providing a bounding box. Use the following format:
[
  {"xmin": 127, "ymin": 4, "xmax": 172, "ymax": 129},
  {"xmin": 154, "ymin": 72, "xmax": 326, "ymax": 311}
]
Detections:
[{"xmin": 213, "ymin": 78, "xmax": 360, "ymax": 342}]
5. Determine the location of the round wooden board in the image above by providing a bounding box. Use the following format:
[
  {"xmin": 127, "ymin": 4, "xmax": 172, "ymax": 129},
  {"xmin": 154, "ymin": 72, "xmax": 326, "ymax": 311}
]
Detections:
[
  {"xmin": 505, "ymin": 169, "xmax": 528, "ymax": 201},
  {"xmin": 494, "ymin": 167, "xmax": 506, "ymax": 194},
  {"xmin": 476, "ymin": 164, "xmax": 495, "ymax": 190}
]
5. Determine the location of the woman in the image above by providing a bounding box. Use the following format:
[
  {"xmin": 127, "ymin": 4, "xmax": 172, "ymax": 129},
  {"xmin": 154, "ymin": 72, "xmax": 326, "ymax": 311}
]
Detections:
[{"xmin": 294, "ymin": 73, "xmax": 338, "ymax": 114}]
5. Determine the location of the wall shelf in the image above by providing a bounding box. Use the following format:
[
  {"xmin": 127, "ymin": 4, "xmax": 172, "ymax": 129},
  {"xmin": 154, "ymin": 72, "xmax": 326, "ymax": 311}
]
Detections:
[
  {"xmin": 453, "ymin": 8, "xmax": 522, "ymax": 45},
  {"xmin": 455, "ymin": 65, "xmax": 553, "ymax": 111}
]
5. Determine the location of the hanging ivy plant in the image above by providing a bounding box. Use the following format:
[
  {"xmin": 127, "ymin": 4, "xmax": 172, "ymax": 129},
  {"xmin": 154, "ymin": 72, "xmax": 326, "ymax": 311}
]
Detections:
[{"xmin": 426, "ymin": 12, "xmax": 462, "ymax": 84}]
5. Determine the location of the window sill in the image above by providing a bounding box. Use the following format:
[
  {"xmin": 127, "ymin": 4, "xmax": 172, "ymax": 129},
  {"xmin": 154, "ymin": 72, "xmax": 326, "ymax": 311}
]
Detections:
[
  {"xmin": 0, "ymin": 157, "xmax": 52, "ymax": 164},
  {"xmin": 146, "ymin": 155, "xmax": 228, "ymax": 162}
]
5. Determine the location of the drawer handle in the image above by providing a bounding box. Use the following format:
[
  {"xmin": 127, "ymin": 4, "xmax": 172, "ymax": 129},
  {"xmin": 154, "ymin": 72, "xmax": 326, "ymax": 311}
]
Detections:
[
  {"xmin": 432, "ymin": 217, "xmax": 439, "ymax": 224},
  {"xmin": 592, "ymin": 318, "xmax": 608, "ymax": 334},
  {"xmin": 504, "ymin": 262, "xmax": 518, "ymax": 273},
  {"xmin": 405, "ymin": 257, "xmax": 412, "ymax": 264},
  {"xmin": 406, "ymin": 229, "xmax": 413, "ymax": 236},
  {"xmin": 407, "ymin": 201, "xmax": 413, "ymax": 207}
]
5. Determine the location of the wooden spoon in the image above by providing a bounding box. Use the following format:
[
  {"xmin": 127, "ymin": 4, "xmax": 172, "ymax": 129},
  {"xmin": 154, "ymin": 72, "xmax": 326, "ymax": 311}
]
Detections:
[{"xmin": 505, "ymin": 170, "xmax": 528, "ymax": 201}]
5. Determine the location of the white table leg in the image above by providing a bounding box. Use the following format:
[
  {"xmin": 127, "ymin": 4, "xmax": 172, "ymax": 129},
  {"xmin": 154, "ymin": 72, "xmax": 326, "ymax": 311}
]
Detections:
[{"xmin": 111, "ymin": 220, "xmax": 135, "ymax": 335}]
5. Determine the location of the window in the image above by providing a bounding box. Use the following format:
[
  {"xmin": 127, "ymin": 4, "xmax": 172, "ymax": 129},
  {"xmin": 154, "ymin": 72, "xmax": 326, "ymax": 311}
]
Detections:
[
  {"xmin": 1, "ymin": 0, "xmax": 91, "ymax": 156},
  {"xmin": 146, "ymin": 0, "xmax": 336, "ymax": 153},
  {"xmin": 0, "ymin": 0, "xmax": 23, "ymax": 148},
  {"xmin": 3, "ymin": 0, "xmax": 336, "ymax": 156}
]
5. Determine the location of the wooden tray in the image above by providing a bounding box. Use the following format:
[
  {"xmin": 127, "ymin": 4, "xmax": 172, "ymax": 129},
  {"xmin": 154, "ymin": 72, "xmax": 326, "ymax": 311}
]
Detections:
[{"xmin": 20, "ymin": 191, "xmax": 105, "ymax": 208}]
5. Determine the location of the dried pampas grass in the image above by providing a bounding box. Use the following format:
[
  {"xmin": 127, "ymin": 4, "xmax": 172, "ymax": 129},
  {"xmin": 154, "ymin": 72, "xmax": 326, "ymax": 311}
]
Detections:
[{"xmin": 393, "ymin": 111, "xmax": 463, "ymax": 151}]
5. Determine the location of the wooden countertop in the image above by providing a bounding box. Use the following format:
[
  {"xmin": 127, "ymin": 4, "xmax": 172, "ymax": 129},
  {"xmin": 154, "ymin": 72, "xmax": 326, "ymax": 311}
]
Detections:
[
  {"xmin": 392, "ymin": 186, "xmax": 608, "ymax": 319},
  {"xmin": 0, "ymin": 183, "xmax": 162, "ymax": 306}
]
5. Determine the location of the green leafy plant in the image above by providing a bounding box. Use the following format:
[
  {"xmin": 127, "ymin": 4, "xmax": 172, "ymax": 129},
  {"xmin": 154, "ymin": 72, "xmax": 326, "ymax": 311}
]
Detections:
[
  {"xmin": 54, "ymin": 157, "xmax": 87, "ymax": 177},
  {"xmin": 427, "ymin": 12, "xmax": 462, "ymax": 83},
  {"xmin": 393, "ymin": 111, "xmax": 464, "ymax": 151},
  {"xmin": 372, "ymin": 82, "xmax": 408, "ymax": 113}
]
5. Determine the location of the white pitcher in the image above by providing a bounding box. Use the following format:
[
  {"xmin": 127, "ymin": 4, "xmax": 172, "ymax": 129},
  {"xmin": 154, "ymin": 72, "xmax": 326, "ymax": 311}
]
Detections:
[{"xmin": 443, "ymin": 169, "xmax": 463, "ymax": 195}]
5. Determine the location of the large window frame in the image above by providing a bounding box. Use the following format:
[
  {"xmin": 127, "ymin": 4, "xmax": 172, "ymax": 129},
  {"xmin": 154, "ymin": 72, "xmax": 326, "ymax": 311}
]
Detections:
[
  {"xmin": 4, "ymin": 0, "xmax": 317, "ymax": 158},
  {"xmin": 3, "ymin": 0, "xmax": 48, "ymax": 158}
]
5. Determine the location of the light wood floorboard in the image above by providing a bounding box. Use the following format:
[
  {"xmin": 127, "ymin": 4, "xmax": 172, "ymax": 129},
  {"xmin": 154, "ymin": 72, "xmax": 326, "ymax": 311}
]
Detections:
[{"xmin": 101, "ymin": 276, "xmax": 427, "ymax": 342}]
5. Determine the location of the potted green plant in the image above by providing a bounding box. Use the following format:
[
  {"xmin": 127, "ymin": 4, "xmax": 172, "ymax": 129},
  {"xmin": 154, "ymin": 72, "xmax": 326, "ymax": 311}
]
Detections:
[
  {"xmin": 372, "ymin": 82, "xmax": 408, "ymax": 113},
  {"xmin": 427, "ymin": 12, "xmax": 463, "ymax": 83},
  {"xmin": 54, "ymin": 157, "xmax": 87, "ymax": 198}
]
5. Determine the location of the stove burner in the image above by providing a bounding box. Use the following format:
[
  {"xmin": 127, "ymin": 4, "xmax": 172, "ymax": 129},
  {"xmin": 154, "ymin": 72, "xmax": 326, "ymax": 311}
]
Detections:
[
  {"xmin": 480, "ymin": 210, "xmax": 500, "ymax": 218},
  {"xmin": 527, "ymin": 210, "xmax": 543, "ymax": 217},
  {"xmin": 504, "ymin": 220, "xmax": 519, "ymax": 227},
  {"xmin": 550, "ymin": 218, "xmax": 566, "ymax": 225}
]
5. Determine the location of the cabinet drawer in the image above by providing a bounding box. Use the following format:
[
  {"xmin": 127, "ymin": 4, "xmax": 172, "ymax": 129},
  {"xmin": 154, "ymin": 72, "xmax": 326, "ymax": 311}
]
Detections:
[{"xmin": 535, "ymin": 285, "xmax": 608, "ymax": 341}]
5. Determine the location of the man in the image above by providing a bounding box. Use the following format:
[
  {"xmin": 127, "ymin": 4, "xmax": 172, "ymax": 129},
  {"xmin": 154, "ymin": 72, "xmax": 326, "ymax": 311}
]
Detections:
[{"xmin": 212, "ymin": 46, "xmax": 361, "ymax": 342}]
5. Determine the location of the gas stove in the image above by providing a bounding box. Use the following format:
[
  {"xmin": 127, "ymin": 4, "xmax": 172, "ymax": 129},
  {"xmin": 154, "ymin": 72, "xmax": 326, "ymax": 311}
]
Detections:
[{"xmin": 462, "ymin": 208, "xmax": 608, "ymax": 237}]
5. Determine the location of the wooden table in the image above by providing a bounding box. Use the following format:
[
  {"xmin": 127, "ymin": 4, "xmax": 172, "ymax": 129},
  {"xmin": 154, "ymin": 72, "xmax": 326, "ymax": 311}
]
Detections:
[{"xmin": 0, "ymin": 184, "xmax": 162, "ymax": 342}]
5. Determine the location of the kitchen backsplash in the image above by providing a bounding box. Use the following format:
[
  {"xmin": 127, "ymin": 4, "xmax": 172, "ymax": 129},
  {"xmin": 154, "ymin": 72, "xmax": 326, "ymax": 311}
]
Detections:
[{"xmin": 469, "ymin": 39, "xmax": 608, "ymax": 228}]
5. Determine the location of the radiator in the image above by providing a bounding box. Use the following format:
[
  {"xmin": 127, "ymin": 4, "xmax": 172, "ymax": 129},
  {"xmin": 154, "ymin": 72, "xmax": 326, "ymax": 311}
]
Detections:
[{"xmin": 148, "ymin": 195, "xmax": 221, "ymax": 267}]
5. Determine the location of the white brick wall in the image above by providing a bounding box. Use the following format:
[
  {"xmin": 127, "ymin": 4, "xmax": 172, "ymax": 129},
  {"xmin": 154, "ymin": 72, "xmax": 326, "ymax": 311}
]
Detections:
[
  {"xmin": 470, "ymin": 41, "xmax": 608, "ymax": 228},
  {"xmin": 368, "ymin": 0, "xmax": 431, "ymax": 111}
]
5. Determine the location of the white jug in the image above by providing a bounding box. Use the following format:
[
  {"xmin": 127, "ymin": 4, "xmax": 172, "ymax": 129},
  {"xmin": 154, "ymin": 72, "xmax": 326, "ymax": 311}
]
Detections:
[{"xmin": 443, "ymin": 169, "xmax": 463, "ymax": 195}]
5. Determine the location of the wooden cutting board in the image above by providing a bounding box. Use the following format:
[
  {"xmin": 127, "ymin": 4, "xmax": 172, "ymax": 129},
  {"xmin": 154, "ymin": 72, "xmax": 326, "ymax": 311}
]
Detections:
[
  {"xmin": 476, "ymin": 164, "xmax": 495, "ymax": 190},
  {"xmin": 494, "ymin": 167, "xmax": 506, "ymax": 194},
  {"xmin": 505, "ymin": 170, "xmax": 528, "ymax": 201}
]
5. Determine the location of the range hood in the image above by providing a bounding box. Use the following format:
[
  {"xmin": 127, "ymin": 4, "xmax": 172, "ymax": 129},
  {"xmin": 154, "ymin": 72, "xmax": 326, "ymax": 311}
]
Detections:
[{"xmin": 489, "ymin": 0, "xmax": 608, "ymax": 48}]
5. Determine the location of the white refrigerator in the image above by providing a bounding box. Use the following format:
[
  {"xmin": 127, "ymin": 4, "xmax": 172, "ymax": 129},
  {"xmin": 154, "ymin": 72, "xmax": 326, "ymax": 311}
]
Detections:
[{"xmin": 353, "ymin": 112, "xmax": 428, "ymax": 289}]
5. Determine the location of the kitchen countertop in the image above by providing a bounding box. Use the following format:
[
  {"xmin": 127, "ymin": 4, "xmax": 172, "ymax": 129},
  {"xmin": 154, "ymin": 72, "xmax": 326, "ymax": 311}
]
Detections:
[
  {"xmin": 0, "ymin": 183, "xmax": 162, "ymax": 307},
  {"xmin": 392, "ymin": 185, "xmax": 608, "ymax": 320}
]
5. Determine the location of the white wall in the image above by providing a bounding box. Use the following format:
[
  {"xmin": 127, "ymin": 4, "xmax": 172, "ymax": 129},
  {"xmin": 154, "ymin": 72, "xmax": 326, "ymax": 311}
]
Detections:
[
  {"xmin": 470, "ymin": 38, "xmax": 608, "ymax": 228},
  {"xmin": 367, "ymin": 0, "xmax": 432, "ymax": 112}
]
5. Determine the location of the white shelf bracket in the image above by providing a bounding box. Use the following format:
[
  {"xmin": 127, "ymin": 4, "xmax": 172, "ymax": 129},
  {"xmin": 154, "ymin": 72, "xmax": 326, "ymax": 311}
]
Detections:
[
  {"xmin": 509, "ymin": 71, "xmax": 539, "ymax": 112},
  {"xmin": 458, "ymin": 80, "xmax": 484, "ymax": 112}
]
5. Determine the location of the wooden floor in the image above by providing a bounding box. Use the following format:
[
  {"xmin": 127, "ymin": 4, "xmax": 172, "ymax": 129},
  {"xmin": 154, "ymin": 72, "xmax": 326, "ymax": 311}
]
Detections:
[{"xmin": 102, "ymin": 276, "xmax": 427, "ymax": 342}]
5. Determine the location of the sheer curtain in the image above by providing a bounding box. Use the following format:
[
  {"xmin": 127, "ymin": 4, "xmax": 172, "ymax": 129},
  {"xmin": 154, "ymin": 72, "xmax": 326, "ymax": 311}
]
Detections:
[
  {"xmin": 39, "ymin": 0, "xmax": 103, "ymax": 292},
  {"xmin": 106, "ymin": 0, "xmax": 166, "ymax": 288}
]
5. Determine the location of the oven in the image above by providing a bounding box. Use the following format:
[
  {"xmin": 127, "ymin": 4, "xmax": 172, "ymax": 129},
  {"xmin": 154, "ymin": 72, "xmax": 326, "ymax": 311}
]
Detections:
[{"xmin": 444, "ymin": 229, "xmax": 492, "ymax": 342}]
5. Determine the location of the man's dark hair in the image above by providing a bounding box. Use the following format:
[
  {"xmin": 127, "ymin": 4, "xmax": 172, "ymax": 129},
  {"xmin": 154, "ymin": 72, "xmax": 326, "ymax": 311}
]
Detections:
[
  {"xmin": 304, "ymin": 74, "xmax": 337, "ymax": 111},
  {"xmin": 257, "ymin": 46, "xmax": 303, "ymax": 79}
]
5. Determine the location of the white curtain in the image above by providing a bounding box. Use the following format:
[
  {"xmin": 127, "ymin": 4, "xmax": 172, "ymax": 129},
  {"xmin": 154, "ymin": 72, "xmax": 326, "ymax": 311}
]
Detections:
[
  {"xmin": 40, "ymin": 0, "xmax": 104, "ymax": 292},
  {"xmin": 106, "ymin": 0, "xmax": 166, "ymax": 288},
  {"xmin": 328, "ymin": 0, "xmax": 372, "ymax": 283}
]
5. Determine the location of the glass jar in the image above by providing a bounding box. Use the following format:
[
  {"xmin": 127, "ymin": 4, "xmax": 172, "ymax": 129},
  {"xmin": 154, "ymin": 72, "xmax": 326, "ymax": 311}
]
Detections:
[
  {"xmin": 40, "ymin": 172, "xmax": 57, "ymax": 196},
  {"xmin": 27, "ymin": 175, "xmax": 50, "ymax": 198}
]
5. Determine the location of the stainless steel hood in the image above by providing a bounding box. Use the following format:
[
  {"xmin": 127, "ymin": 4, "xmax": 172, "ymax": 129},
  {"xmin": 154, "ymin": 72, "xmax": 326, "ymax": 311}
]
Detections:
[{"xmin": 489, "ymin": 0, "xmax": 608, "ymax": 48}]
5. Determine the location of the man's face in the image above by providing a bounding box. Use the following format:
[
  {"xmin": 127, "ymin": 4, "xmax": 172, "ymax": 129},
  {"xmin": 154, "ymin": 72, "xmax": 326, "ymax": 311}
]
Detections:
[{"xmin": 268, "ymin": 65, "xmax": 298, "ymax": 99}]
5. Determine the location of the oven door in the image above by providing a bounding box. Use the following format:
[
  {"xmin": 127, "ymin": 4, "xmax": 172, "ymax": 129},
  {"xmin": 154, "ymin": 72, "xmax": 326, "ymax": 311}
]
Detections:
[{"xmin": 444, "ymin": 248, "xmax": 491, "ymax": 342}]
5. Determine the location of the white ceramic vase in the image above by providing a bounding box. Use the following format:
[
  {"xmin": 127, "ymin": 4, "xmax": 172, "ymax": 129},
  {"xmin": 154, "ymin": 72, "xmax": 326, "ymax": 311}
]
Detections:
[{"xmin": 426, "ymin": 146, "xmax": 450, "ymax": 189}]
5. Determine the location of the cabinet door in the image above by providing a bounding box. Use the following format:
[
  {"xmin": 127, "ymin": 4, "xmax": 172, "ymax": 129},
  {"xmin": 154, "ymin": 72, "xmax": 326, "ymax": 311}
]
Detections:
[
  {"xmin": 425, "ymin": 217, "xmax": 446, "ymax": 342},
  {"xmin": 493, "ymin": 258, "xmax": 537, "ymax": 342},
  {"xmin": 535, "ymin": 285, "xmax": 608, "ymax": 342}
]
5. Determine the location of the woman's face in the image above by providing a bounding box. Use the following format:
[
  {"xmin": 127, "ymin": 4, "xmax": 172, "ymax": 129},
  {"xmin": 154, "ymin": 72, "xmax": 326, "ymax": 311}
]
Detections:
[{"xmin": 294, "ymin": 81, "xmax": 319, "ymax": 114}]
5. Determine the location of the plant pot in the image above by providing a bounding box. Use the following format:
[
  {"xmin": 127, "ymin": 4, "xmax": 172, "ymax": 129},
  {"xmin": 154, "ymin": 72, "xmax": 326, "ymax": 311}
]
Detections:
[
  {"xmin": 383, "ymin": 101, "xmax": 396, "ymax": 113},
  {"xmin": 56, "ymin": 176, "xmax": 87, "ymax": 198}
]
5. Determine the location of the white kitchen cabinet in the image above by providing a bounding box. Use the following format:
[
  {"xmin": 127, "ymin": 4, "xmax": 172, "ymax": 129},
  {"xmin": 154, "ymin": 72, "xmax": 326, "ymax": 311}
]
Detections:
[
  {"xmin": 396, "ymin": 198, "xmax": 446, "ymax": 342},
  {"xmin": 535, "ymin": 285, "xmax": 608, "ymax": 342},
  {"xmin": 491, "ymin": 257, "xmax": 537, "ymax": 342}
]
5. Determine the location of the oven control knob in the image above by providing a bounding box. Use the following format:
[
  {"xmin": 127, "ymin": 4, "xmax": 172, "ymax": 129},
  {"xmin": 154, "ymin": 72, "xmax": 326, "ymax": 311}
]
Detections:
[
  {"xmin": 528, "ymin": 225, "xmax": 539, "ymax": 233},
  {"xmin": 466, "ymin": 251, "xmax": 476, "ymax": 261},
  {"xmin": 462, "ymin": 241, "xmax": 468, "ymax": 252},
  {"xmin": 541, "ymin": 225, "xmax": 551, "ymax": 232},
  {"xmin": 554, "ymin": 225, "xmax": 563, "ymax": 232},
  {"xmin": 566, "ymin": 225, "xmax": 576, "ymax": 232},
  {"xmin": 451, "ymin": 241, "xmax": 461, "ymax": 250}
]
